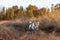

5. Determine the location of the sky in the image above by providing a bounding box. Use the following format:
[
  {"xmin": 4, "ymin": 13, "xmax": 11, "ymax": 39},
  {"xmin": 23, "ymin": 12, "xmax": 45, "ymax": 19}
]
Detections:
[{"xmin": 0, "ymin": 0, "xmax": 60, "ymax": 8}]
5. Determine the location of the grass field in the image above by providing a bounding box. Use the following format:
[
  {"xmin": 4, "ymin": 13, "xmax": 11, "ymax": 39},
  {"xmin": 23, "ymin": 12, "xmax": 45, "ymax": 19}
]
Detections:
[{"xmin": 0, "ymin": 13, "xmax": 60, "ymax": 40}]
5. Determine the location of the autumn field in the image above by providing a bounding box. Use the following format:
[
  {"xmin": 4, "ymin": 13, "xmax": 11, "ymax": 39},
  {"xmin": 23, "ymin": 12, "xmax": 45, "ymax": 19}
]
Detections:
[
  {"xmin": 0, "ymin": 14, "xmax": 60, "ymax": 40},
  {"xmin": 0, "ymin": 4, "xmax": 60, "ymax": 40}
]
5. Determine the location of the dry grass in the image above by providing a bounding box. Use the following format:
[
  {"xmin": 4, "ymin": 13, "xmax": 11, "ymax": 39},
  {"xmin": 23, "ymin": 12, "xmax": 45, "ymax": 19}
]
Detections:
[
  {"xmin": 0, "ymin": 26, "xmax": 20, "ymax": 40},
  {"xmin": 0, "ymin": 25, "xmax": 60, "ymax": 40},
  {"xmin": 0, "ymin": 12, "xmax": 60, "ymax": 40}
]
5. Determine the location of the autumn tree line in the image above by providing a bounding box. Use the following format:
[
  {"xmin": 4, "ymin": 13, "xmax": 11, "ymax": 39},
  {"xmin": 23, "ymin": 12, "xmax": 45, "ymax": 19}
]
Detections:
[{"xmin": 0, "ymin": 4, "xmax": 60, "ymax": 20}]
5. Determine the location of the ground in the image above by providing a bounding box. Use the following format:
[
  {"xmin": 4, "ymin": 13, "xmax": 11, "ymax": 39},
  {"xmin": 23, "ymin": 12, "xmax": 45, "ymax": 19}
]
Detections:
[{"xmin": 0, "ymin": 19, "xmax": 60, "ymax": 40}]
